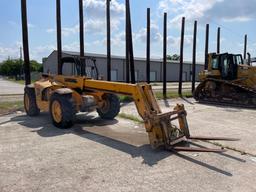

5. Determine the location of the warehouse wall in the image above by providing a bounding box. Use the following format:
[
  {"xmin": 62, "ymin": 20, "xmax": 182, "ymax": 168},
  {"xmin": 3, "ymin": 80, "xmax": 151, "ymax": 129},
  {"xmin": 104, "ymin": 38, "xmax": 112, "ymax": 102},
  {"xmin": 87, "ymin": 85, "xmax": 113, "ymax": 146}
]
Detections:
[{"xmin": 43, "ymin": 51, "xmax": 204, "ymax": 82}]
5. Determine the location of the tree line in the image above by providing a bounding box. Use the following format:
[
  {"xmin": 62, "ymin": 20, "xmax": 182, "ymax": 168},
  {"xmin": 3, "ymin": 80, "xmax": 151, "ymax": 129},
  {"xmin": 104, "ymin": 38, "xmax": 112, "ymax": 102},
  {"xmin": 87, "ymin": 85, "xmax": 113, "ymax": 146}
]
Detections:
[{"xmin": 0, "ymin": 59, "xmax": 43, "ymax": 79}]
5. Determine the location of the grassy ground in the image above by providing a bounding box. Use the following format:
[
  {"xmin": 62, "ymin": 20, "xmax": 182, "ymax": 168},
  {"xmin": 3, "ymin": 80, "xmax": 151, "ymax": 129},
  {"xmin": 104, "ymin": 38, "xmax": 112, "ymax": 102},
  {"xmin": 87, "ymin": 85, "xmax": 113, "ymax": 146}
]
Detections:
[
  {"xmin": 119, "ymin": 91, "xmax": 192, "ymax": 102},
  {"xmin": 154, "ymin": 91, "xmax": 192, "ymax": 99},
  {"xmin": 118, "ymin": 113, "xmax": 143, "ymax": 123},
  {"xmin": 0, "ymin": 101, "xmax": 24, "ymax": 115},
  {"xmin": 6, "ymin": 77, "xmax": 37, "ymax": 85},
  {"xmin": 5, "ymin": 77, "xmax": 26, "ymax": 85}
]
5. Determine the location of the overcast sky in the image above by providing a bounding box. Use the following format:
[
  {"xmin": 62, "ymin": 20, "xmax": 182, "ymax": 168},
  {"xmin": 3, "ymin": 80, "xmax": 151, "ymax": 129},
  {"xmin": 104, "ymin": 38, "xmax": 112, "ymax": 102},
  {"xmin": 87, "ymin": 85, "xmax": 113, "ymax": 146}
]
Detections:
[{"xmin": 0, "ymin": 0, "xmax": 256, "ymax": 62}]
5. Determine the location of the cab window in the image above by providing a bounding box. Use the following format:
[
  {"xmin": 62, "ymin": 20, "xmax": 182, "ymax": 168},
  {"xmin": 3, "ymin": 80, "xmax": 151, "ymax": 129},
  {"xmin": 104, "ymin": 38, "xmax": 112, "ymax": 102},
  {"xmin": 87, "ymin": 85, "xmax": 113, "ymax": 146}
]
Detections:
[
  {"xmin": 211, "ymin": 57, "xmax": 219, "ymax": 69},
  {"xmin": 235, "ymin": 55, "xmax": 242, "ymax": 65}
]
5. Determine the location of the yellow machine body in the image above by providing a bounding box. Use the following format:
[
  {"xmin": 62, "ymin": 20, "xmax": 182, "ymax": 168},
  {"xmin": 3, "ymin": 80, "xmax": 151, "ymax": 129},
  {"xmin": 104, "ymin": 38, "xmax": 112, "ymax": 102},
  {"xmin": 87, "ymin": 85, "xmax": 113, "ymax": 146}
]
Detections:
[
  {"xmin": 199, "ymin": 53, "xmax": 256, "ymax": 89},
  {"xmin": 27, "ymin": 74, "xmax": 189, "ymax": 149},
  {"xmin": 194, "ymin": 53, "xmax": 256, "ymax": 107}
]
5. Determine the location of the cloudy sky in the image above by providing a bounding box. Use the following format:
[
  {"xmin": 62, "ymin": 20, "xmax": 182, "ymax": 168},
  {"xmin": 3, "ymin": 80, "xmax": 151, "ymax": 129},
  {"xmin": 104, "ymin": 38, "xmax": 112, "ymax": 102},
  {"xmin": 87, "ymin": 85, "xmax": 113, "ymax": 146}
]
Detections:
[{"xmin": 0, "ymin": 0, "xmax": 256, "ymax": 62}]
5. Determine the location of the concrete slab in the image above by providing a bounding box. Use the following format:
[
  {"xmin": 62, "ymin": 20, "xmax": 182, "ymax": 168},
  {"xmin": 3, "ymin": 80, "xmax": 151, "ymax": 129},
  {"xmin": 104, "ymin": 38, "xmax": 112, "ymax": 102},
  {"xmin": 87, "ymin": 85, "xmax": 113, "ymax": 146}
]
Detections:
[
  {"xmin": 0, "ymin": 77, "xmax": 24, "ymax": 95},
  {"xmin": 0, "ymin": 111, "xmax": 256, "ymax": 192},
  {"xmin": 120, "ymin": 98, "xmax": 256, "ymax": 156}
]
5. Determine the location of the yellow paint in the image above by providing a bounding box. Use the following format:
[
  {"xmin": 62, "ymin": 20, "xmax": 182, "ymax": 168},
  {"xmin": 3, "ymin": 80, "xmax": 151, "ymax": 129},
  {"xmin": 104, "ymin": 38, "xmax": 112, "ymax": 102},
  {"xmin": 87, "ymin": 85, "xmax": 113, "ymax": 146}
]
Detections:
[
  {"xmin": 199, "ymin": 53, "xmax": 256, "ymax": 90},
  {"xmin": 29, "ymin": 74, "xmax": 189, "ymax": 149},
  {"xmin": 51, "ymin": 100, "xmax": 62, "ymax": 123},
  {"xmin": 24, "ymin": 93, "xmax": 29, "ymax": 111}
]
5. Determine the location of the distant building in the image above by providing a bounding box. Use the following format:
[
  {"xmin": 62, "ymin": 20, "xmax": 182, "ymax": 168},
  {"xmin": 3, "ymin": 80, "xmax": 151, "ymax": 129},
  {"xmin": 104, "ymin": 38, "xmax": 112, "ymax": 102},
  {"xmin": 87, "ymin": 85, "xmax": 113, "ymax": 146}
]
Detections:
[{"xmin": 43, "ymin": 50, "xmax": 204, "ymax": 82}]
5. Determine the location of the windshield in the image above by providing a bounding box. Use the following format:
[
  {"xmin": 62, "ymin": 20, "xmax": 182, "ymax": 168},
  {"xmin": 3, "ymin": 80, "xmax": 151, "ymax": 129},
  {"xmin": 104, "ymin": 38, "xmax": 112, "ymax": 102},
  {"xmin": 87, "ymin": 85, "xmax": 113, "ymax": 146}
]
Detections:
[
  {"xmin": 233, "ymin": 55, "xmax": 243, "ymax": 65},
  {"xmin": 211, "ymin": 57, "xmax": 219, "ymax": 69}
]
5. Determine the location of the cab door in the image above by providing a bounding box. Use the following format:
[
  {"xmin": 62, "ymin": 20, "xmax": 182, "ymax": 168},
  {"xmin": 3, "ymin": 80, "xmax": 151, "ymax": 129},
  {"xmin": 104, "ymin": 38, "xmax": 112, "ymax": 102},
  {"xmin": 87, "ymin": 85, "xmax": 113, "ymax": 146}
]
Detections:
[{"xmin": 220, "ymin": 54, "xmax": 237, "ymax": 80}]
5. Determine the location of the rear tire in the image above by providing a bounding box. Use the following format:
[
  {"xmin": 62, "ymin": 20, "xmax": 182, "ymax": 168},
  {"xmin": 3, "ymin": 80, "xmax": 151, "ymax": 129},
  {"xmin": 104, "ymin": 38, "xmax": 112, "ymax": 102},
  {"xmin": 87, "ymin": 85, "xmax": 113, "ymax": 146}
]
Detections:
[
  {"xmin": 24, "ymin": 87, "xmax": 40, "ymax": 116},
  {"xmin": 50, "ymin": 93, "xmax": 76, "ymax": 128},
  {"xmin": 97, "ymin": 94, "xmax": 120, "ymax": 120}
]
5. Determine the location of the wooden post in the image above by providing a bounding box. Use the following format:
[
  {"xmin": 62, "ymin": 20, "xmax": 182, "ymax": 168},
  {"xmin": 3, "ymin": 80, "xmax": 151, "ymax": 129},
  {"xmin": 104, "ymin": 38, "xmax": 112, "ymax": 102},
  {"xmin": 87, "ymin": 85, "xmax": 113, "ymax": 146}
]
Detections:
[
  {"xmin": 125, "ymin": 0, "xmax": 135, "ymax": 84},
  {"xmin": 106, "ymin": 0, "xmax": 111, "ymax": 81},
  {"xmin": 204, "ymin": 24, "xmax": 209, "ymax": 70},
  {"xmin": 79, "ymin": 0, "xmax": 85, "ymax": 76},
  {"xmin": 192, "ymin": 20, "xmax": 197, "ymax": 93},
  {"xmin": 56, "ymin": 0, "xmax": 62, "ymax": 75},
  {"xmin": 244, "ymin": 34, "xmax": 247, "ymax": 60},
  {"xmin": 125, "ymin": 0, "xmax": 130, "ymax": 83},
  {"xmin": 178, "ymin": 17, "xmax": 185, "ymax": 96},
  {"xmin": 146, "ymin": 8, "xmax": 151, "ymax": 84},
  {"xmin": 21, "ymin": 0, "xmax": 31, "ymax": 85},
  {"xmin": 163, "ymin": 12, "xmax": 167, "ymax": 98},
  {"xmin": 217, "ymin": 27, "xmax": 220, "ymax": 54}
]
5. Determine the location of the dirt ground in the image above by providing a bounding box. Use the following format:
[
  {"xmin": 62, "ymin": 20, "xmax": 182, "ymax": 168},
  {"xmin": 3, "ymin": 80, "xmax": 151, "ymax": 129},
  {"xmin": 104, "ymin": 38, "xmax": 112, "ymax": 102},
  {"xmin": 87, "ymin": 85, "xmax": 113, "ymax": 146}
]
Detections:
[{"xmin": 0, "ymin": 99, "xmax": 256, "ymax": 192}]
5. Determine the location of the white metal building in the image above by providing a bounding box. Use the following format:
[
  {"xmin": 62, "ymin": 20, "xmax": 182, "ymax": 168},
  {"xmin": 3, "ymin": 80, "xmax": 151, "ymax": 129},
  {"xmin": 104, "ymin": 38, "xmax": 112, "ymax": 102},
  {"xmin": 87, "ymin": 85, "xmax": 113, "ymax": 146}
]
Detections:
[{"xmin": 43, "ymin": 50, "xmax": 204, "ymax": 82}]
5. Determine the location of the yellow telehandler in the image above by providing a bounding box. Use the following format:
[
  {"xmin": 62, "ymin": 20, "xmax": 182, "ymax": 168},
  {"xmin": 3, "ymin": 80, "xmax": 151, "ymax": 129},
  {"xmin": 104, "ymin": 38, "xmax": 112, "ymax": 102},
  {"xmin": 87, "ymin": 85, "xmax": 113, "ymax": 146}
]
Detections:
[{"xmin": 24, "ymin": 57, "xmax": 236, "ymax": 152}]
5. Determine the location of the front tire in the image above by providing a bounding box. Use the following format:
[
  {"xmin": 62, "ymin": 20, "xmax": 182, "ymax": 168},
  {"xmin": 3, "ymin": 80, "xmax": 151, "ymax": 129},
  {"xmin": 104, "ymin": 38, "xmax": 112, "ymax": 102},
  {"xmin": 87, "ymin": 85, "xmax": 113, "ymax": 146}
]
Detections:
[
  {"xmin": 24, "ymin": 87, "xmax": 40, "ymax": 116},
  {"xmin": 97, "ymin": 94, "xmax": 120, "ymax": 120},
  {"xmin": 50, "ymin": 93, "xmax": 76, "ymax": 128}
]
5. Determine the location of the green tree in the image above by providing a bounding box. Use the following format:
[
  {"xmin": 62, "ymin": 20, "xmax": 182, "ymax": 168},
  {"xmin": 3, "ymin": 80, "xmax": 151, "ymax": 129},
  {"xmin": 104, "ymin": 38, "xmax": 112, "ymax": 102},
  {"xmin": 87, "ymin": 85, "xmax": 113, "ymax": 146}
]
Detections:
[
  {"xmin": 30, "ymin": 60, "xmax": 43, "ymax": 72},
  {"xmin": 167, "ymin": 54, "xmax": 180, "ymax": 61},
  {"xmin": 0, "ymin": 59, "xmax": 22, "ymax": 79},
  {"xmin": 0, "ymin": 59, "xmax": 42, "ymax": 78}
]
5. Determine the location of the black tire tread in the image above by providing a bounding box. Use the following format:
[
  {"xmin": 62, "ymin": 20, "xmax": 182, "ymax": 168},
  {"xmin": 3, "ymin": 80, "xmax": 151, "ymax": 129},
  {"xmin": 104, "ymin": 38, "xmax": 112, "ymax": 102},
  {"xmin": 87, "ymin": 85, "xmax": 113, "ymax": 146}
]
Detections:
[
  {"xmin": 97, "ymin": 94, "xmax": 120, "ymax": 120},
  {"xmin": 50, "ymin": 93, "xmax": 76, "ymax": 128},
  {"xmin": 24, "ymin": 87, "xmax": 40, "ymax": 116}
]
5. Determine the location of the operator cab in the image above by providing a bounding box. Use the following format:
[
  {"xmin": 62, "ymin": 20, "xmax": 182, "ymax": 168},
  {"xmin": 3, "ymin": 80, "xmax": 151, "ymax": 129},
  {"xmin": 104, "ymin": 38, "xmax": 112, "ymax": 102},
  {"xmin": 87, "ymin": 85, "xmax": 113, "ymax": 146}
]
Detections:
[
  {"xmin": 61, "ymin": 56, "xmax": 99, "ymax": 79},
  {"xmin": 210, "ymin": 53, "xmax": 242, "ymax": 80}
]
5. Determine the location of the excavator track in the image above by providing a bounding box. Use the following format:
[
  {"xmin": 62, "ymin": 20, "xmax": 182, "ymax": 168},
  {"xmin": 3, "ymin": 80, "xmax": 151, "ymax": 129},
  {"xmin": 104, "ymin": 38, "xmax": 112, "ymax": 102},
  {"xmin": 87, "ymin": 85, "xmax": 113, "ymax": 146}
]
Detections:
[{"xmin": 193, "ymin": 78, "xmax": 256, "ymax": 108}]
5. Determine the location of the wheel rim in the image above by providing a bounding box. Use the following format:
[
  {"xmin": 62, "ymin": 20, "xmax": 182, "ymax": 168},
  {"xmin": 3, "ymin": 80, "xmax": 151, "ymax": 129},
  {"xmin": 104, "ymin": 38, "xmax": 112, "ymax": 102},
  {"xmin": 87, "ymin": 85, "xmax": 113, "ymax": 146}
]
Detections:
[
  {"xmin": 52, "ymin": 100, "xmax": 62, "ymax": 123},
  {"xmin": 101, "ymin": 99, "xmax": 110, "ymax": 113},
  {"xmin": 24, "ymin": 93, "xmax": 30, "ymax": 111}
]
